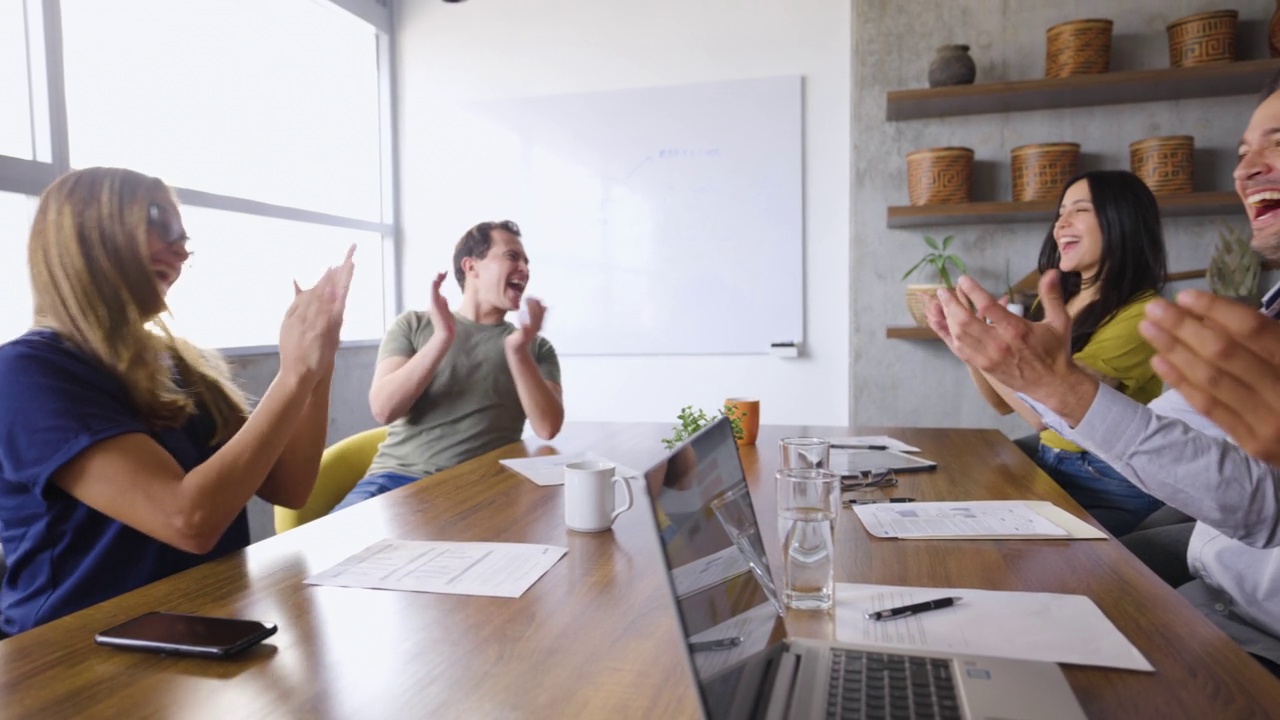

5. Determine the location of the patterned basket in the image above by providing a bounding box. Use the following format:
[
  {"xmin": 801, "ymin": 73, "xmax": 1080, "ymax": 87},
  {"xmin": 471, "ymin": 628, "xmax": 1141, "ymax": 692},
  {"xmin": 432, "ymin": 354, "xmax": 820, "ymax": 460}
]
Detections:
[
  {"xmin": 1045, "ymin": 19, "xmax": 1113, "ymax": 78},
  {"xmin": 1167, "ymin": 10, "xmax": 1237, "ymax": 68},
  {"xmin": 905, "ymin": 284, "xmax": 946, "ymax": 327},
  {"xmin": 906, "ymin": 147, "xmax": 973, "ymax": 206},
  {"xmin": 1011, "ymin": 143, "xmax": 1080, "ymax": 202},
  {"xmin": 1130, "ymin": 135, "xmax": 1194, "ymax": 195}
]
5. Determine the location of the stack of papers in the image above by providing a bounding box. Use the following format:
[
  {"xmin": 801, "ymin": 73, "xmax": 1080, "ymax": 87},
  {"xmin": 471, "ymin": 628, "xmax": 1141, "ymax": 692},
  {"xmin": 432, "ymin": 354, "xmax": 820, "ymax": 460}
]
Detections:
[
  {"xmin": 852, "ymin": 500, "xmax": 1105, "ymax": 540},
  {"xmin": 499, "ymin": 452, "xmax": 642, "ymax": 487}
]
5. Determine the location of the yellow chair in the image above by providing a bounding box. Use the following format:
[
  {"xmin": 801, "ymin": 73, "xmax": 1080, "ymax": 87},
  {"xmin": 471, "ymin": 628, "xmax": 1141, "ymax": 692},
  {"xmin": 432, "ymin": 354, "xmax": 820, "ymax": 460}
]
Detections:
[{"xmin": 274, "ymin": 426, "xmax": 389, "ymax": 534}]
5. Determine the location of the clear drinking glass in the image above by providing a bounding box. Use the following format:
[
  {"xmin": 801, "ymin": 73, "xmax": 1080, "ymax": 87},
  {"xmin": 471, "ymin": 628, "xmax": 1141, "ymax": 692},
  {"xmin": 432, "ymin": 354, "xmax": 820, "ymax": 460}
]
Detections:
[
  {"xmin": 779, "ymin": 437, "xmax": 830, "ymax": 470},
  {"xmin": 775, "ymin": 468, "xmax": 839, "ymax": 611},
  {"xmin": 710, "ymin": 484, "xmax": 783, "ymax": 614}
]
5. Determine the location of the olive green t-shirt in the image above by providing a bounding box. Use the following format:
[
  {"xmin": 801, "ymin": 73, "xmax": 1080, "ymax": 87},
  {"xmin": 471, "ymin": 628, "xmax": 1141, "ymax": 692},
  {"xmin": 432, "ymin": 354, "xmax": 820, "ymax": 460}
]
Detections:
[
  {"xmin": 1039, "ymin": 293, "xmax": 1161, "ymax": 452},
  {"xmin": 366, "ymin": 311, "xmax": 561, "ymax": 478}
]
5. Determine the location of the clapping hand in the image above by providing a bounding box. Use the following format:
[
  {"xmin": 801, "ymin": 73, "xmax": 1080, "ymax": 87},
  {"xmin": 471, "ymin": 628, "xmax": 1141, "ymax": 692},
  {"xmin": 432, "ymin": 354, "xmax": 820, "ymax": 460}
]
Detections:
[
  {"xmin": 1140, "ymin": 290, "xmax": 1280, "ymax": 464},
  {"xmin": 926, "ymin": 272, "xmax": 1096, "ymax": 423},
  {"xmin": 504, "ymin": 297, "xmax": 546, "ymax": 354},
  {"xmin": 279, "ymin": 245, "xmax": 356, "ymax": 385},
  {"xmin": 426, "ymin": 271, "xmax": 456, "ymax": 338}
]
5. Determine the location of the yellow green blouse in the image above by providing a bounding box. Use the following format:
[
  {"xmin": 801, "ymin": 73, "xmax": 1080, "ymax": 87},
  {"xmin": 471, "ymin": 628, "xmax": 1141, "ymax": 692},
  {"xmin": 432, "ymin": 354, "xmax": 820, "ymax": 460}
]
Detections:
[{"xmin": 1039, "ymin": 292, "xmax": 1161, "ymax": 452}]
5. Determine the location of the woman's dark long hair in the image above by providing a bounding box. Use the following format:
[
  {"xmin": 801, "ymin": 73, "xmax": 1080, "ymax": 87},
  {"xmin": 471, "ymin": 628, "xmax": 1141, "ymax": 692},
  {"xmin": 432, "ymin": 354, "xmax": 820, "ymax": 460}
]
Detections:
[{"xmin": 1027, "ymin": 170, "xmax": 1167, "ymax": 354}]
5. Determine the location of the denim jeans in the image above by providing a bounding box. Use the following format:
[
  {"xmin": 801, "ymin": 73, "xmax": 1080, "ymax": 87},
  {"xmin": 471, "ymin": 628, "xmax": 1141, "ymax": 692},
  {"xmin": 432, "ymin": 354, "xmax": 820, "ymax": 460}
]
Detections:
[
  {"xmin": 330, "ymin": 471, "xmax": 421, "ymax": 514},
  {"xmin": 1035, "ymin": 444, "xmax": 1163, "ymax": 537}
]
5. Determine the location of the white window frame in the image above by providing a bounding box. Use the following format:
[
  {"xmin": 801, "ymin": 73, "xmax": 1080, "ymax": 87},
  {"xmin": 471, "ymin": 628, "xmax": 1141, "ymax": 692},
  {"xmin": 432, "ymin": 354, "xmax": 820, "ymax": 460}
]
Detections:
[{"xmin": 0, "ymin": 0, "xmax": 401, "ymax": 355}]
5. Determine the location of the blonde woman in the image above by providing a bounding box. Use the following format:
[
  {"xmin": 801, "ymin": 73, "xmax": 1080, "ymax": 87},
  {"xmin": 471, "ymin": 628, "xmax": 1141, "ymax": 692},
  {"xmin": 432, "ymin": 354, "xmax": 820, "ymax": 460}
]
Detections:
[{"xmin": 0, "ymin": 167, "xmax": 354, "ymax": 636}]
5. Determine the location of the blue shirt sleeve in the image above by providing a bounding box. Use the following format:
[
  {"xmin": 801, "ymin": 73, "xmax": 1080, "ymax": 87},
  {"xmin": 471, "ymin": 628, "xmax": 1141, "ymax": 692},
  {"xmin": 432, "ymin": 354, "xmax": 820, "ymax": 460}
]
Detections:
[{"xmin": 0, "ymin": 332, "xmax": 150, "ymax": 499}]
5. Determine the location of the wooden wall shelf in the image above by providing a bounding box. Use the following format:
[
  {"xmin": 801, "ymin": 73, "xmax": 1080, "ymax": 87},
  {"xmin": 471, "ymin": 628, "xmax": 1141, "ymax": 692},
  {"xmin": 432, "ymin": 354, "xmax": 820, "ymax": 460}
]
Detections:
[
  {"xmin": 887, "ymin": 58, "xmax": 1280, "ymax": 121},
  {"xmin": 887, "ymin": 191, "xmax": 1244, "ymax": 228}
]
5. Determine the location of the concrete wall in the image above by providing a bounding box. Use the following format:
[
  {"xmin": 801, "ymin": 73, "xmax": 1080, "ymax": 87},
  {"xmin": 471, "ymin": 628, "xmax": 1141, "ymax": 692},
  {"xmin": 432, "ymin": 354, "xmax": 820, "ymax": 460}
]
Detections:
[
  {"xmin": 392, "ymin": 0, "xmax": 852, "ymax": 428},
  {"xmin": 228, "ymin": 344, "xmax": 380, "ymax": 541},
  {"xmin": 851, "ymin": 0, "xmax": 1273, "ymax": 434}
]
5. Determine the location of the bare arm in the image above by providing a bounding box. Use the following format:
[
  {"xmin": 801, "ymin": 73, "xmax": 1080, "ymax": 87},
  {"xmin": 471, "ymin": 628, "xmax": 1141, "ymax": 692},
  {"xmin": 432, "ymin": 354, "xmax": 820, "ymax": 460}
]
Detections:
[
  {"xmin": 368, "ymin": 335, "xmax": 453, "ymax": 424},
  {"xmin": 56, "ymin": 369, "xmax": 317, "ymax": 554},
  {"xmin": 368, "ymin": 272, "xmax": 456, "ymax": 425},
  {"xmin": 504, "ymin": 298, "xmax": 563, "ymax": 440},
  {"xmin": 967, "ymin": 363, "xmax": 1014, "ymax": 414},
  {"xmin": 256, "ymin": 366, "xmax": 333, "ymax": 508},
  {"xmin": 55, "ymin": 250, "xmax": 356, "ymax": 553}
]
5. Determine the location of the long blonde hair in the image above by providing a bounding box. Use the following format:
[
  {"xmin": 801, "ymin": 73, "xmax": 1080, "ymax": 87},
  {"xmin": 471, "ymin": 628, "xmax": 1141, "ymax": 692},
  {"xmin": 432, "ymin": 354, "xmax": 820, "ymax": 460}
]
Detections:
[{"xmin": 28, "ymin": 167, "xmax": 248, "ymax": 445}]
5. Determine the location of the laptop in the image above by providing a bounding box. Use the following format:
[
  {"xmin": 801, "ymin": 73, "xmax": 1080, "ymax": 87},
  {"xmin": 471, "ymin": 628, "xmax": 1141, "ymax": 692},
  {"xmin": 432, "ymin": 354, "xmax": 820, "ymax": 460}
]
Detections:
[{"xmin": 639, "ymin": 417, "xmax": 1087, "ymax": 720}]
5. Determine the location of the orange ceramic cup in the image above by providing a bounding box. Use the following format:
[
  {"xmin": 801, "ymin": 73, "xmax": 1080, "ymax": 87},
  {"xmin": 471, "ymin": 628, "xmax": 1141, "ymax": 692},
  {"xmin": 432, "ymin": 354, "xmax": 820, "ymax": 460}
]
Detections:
[{"xmin": 725, "ymin": 398, "xmax": 760, "ymax": 446}]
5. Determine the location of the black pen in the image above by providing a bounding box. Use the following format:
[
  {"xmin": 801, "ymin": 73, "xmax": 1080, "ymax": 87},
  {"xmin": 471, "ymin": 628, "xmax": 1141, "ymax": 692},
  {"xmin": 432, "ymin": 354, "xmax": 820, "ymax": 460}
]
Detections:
[
  {"xmin": 865, "ymin": 596, "xmax": 962, "ymax": 621},
  {"xmin": 831, "ymin": 444, "xmax": 888, "ymax": 451},
  {"xmin": 845, "ymin": 497, "xmax": 916, "ymax": 505},
  {"xmin": 689, "ymin": 636, "xmax": 743, "ymax": 652}
]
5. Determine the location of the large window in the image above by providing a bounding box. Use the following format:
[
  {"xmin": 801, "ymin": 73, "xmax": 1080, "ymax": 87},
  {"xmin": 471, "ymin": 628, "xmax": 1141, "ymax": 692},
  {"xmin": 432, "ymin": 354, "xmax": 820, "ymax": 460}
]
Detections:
[
  {"xmin": 164, "ymin": 209, "xmax": 385, "ymax": 348},
  {"xmin": 0, "ymin": 3, "xmax": 34, "ymax": 160},
  {"xmin": 61, "ymin": 0, "xmax": 382, "ymax": 221},
  {"xmin": 0, "ymin": 193, "xmax": 36, "ymax": 342},
  {"xmin": 0, "ymin": 0, "xmax": 395, "ymax": 349}
]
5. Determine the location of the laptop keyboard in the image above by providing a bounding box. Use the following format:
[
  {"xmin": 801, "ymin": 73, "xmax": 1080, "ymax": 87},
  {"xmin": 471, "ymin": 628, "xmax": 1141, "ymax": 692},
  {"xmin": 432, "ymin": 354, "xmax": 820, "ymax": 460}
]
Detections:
[{"xmin": 825, "ymin": 649, "xmax": 962, "ymax": 720}]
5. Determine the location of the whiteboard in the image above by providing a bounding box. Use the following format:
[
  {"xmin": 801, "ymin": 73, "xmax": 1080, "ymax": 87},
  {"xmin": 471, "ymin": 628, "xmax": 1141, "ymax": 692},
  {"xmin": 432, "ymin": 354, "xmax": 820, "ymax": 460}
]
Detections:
[{"xmin": 429, "ymin": 76, "xmax": 803, "ymax": 356}]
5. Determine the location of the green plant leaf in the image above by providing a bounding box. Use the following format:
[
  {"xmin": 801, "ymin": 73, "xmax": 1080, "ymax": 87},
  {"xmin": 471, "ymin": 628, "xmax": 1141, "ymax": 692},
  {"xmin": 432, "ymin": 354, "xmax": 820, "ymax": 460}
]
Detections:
[
  {"xmin": 902, "ymin": 257, "xmax": 931, "ymax": 281},
  {"xmin": 924, "ymin": 235, "xmax": 939, "ymax": 251},
  {"xmin": 941, "ymin": 235, "xmax": 954, "ymax": 250}
]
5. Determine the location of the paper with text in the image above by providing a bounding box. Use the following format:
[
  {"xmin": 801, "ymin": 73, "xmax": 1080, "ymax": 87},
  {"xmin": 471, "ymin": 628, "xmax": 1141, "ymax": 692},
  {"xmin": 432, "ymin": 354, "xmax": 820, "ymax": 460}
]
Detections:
[
  {"xmin": 671, "ymin": 545, "xmax": 751, "ymax": 599},
  {"xmin": 853, "ymin": 500, "xmax": 1076, "ymax": 539},
  {"xmin": 836, "ymin": 583, "xmax": 1153, "ymax": 671},
  {"xmin": 500, "ymin": 452, "xmax": 642, "ymax": 486},
  {"xmin": 304, "ymin": 540, "xmax": 567, "ymax": 598},
  {"xmin": 825, "ymin": 435, "xmax": 921, "ymax": 452}
]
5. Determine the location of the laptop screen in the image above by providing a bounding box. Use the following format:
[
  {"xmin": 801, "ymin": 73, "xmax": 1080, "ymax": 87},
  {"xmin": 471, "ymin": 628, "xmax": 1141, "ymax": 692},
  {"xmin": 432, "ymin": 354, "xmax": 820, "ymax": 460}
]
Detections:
[{"xmin": 641, "ymin": 416, "xmax": 788, "ymax": 717}]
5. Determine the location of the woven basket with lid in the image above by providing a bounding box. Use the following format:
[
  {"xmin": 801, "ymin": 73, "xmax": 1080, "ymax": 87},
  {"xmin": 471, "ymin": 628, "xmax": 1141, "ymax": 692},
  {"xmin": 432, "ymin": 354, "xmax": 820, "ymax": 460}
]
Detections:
[
  {"xmin": 1130, "ymin": 135, "xmax": 1194, "ymax": 195},
  {"xmin": 1011, "ymin": 143, "xmax": 1080, "ymax": 202},
  {"xmin": 1045, "ymin": 18, "xmax": 1113, "ymax": 78},
  {"xmin": 1167, "ymin": 10, "xmax": 1237, "ymax": 68},
  {"xmin": 905, "ymin": 147, "xmax": 973, "ymax": 206}
]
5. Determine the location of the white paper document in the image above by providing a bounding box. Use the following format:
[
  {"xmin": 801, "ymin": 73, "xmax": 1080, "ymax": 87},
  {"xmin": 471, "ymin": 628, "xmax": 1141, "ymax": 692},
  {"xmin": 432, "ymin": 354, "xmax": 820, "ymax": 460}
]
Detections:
[
  {"xmin": 836, "ymin": 583, "xmax": 1153, "ymax": 671},
  {"xmin": 826, "ymin": 435, "xmax": 921, "ymax": 453},
  {"xmin": 304, "ymin": 539, "xmax": 567, "ymax": 598},
  {"xmin": 671, "ymin": 545, "xmax": 751, "ymax": 599},
  {"xmin": 499, "ymin": 452, "xmax": 642, "ymax": 486},
  {"xmin": 688, "ymin": 602, "xmax": 780, "ymax": 679},
  {"xmin": 852, "ymin": 500, "xmax": 1106, "ymax": 539}
]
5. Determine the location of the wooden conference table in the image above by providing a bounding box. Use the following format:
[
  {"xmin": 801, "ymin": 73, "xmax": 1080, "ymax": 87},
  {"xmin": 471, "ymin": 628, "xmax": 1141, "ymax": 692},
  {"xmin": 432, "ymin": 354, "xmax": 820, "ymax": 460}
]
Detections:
[{"xmin": 1, "ymin": 423, "xmax": 1278, "ymax": 718}]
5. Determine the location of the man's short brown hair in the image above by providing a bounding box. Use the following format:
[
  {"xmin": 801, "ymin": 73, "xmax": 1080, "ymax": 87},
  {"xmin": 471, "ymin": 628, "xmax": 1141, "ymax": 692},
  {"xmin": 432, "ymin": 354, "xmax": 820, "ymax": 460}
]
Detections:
[{"xmin": 452, "ymin": 220, "xmax": 521, "ymax": 290}]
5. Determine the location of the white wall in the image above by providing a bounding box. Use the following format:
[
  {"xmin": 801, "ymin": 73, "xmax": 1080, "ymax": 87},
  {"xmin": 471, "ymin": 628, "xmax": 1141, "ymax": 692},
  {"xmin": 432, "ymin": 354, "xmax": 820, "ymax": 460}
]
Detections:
[{"xmin": 393, "ymin": 0, "xmax": 852, "ymax": 427}]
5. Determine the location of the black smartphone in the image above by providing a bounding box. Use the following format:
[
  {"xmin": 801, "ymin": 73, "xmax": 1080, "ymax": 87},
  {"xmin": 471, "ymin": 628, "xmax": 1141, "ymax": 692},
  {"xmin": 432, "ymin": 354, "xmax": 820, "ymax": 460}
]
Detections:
[{"xmin": 94, "ymin": 612, "xmax": 278, "ymax": 658}]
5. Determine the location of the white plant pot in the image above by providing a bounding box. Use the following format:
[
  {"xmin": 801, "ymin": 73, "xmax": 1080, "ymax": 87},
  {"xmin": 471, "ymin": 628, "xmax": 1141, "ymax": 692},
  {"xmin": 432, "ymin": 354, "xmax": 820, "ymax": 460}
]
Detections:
[{"xmin": 1006, "ymin": 302, "xmax": 1025, "ymax": 318}]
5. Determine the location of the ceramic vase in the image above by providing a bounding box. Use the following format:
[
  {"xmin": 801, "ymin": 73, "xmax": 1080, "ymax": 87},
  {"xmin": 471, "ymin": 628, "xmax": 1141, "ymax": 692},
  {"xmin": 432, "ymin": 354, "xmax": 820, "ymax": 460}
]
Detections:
[{"xmin": 928, "ymin": 44, "xmax": 977, "ymax": 87}]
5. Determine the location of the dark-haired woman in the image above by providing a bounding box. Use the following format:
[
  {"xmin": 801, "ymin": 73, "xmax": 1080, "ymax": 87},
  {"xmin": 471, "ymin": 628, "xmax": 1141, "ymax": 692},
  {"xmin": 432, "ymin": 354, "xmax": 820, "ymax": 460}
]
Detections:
[{"xmin": 966, "ymin": 170, "xmax": 1168, "ymax": 536}]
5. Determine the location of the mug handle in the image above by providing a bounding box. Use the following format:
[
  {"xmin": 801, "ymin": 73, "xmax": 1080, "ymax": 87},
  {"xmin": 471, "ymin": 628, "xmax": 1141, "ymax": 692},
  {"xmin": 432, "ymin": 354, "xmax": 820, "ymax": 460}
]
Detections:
[{"xmin": 611, "ymin": 476, "xmax": 635, "ymax": 522}]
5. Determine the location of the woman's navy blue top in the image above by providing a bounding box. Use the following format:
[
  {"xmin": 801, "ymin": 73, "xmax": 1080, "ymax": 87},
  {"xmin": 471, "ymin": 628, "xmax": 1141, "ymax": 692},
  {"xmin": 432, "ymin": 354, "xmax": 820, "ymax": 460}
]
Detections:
[{"xmin": 0, "ymin": 329, "xmax": 248, "ymax": 636}]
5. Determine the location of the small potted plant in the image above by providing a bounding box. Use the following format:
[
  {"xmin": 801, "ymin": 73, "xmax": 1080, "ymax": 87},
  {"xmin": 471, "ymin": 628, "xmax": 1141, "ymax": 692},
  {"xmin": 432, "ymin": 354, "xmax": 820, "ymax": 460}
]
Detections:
[
  {"xmin": 901, "ymin": 234, "xmax": 966, "ymax": 327},
  {"xmin": 662, "ymin": 404, "xmax": 745, "ymax": 451},
  {"xmin": 1004, "ymin": 260, "xmax": 1026, "ymax": 317}
]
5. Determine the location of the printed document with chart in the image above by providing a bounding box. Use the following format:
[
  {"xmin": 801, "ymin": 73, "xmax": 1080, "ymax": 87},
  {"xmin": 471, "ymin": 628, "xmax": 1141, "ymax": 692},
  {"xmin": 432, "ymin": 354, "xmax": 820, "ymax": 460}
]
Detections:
[
  {"xmin": 852, "ymin": 500, "xmax": 1106, "ymax": 539},
  {"xmin": 305, "ymin": 539, "xmax": 567, "ymax": 598}
]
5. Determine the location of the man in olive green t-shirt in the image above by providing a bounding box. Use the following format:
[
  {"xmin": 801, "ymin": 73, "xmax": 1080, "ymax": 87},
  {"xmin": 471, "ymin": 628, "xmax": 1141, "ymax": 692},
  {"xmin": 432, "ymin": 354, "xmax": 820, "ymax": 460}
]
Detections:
[{"xmin": 332, "ymin": 220, "xmax": 563, "ymax": 512}]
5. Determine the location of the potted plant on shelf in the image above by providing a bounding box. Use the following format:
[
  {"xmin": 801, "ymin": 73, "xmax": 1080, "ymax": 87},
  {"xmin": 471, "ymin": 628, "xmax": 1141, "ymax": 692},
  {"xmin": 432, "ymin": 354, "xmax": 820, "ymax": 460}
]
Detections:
[{"xmin": 902, "ymin": 234, "xmax": 966, "ymax": 327}]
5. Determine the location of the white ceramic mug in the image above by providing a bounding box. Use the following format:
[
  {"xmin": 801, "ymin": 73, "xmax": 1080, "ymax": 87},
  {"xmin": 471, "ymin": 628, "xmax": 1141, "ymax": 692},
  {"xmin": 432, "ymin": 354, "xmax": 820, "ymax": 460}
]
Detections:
[{"xmin": 564, "ymin": 461, "xmax": 634, "ymax": 532}]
